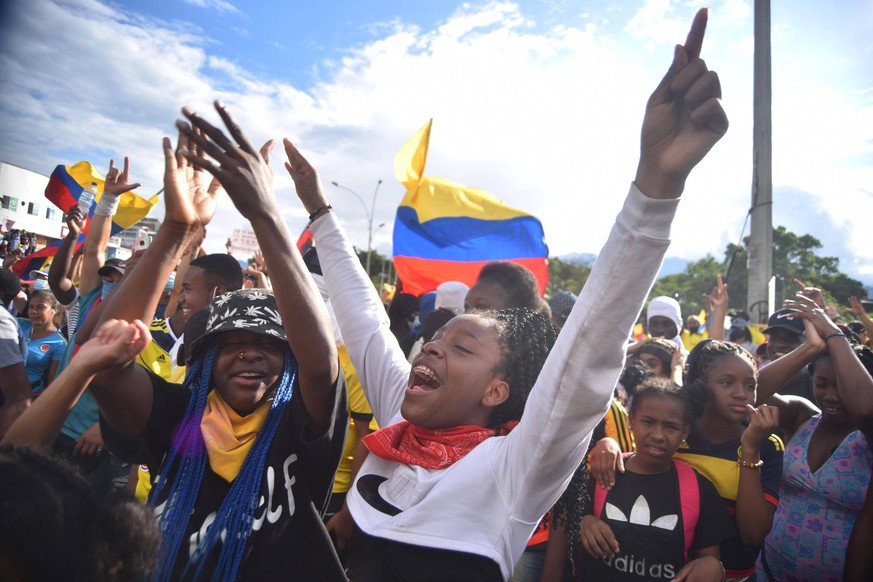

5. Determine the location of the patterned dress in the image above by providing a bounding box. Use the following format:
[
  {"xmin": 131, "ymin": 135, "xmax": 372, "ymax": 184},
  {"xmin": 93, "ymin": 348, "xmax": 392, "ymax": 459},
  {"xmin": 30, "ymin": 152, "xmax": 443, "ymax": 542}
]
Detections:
[{"xmin": 758, "ymin": 415, "xmax": 872, "ymax": 581}]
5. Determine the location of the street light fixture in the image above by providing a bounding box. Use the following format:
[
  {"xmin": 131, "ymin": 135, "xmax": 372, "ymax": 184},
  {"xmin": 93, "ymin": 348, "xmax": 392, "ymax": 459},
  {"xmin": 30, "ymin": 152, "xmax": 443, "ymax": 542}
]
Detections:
[{"xmin": 330, "ymin": 179, "xmax": 383, "ymax": 276}]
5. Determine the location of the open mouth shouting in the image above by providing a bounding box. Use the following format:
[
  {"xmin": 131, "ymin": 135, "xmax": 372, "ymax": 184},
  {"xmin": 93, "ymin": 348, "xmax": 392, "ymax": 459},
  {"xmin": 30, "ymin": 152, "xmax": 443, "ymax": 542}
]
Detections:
[{"xmin": 408, "ymin": 364, "xmax": 441, "ymax": 394}]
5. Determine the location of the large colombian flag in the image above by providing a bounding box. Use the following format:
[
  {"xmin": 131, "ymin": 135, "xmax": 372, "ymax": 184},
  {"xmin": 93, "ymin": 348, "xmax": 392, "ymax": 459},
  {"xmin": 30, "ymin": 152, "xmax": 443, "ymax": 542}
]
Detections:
[
  {"xmin": 12, "ymin": 161, "xmax": 160, "ymax": 277},
  {"xmin": 392, "ymin": 120, "xmax": 548, "ymax": 297}
]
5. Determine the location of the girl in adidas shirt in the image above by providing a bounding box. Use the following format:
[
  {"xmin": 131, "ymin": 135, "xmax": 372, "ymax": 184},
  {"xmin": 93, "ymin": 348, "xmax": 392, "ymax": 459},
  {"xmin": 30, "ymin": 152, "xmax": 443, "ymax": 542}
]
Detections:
[{"xmin": 580, "ymin": 378, "xmax": 733, "ymax": 581}]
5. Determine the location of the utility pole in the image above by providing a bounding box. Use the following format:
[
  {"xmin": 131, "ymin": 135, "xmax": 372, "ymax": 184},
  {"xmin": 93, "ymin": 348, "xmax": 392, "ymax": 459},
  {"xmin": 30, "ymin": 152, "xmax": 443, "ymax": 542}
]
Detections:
[{"xmin": 747, "ymin": 0, "xmax": 773, "ymax": 322}]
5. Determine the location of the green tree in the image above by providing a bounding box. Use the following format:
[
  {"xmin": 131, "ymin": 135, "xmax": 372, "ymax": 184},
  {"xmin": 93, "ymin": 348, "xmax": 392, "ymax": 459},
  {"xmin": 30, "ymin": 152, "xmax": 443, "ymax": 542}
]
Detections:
[
  {"xmin": 547, "ymin": 256, "xmax": 592, "ymax": 298},
  {"xmin": 722, "ymin": 226, "xmax": 865, "ymax": 319},
  {"xmin": 356, "ymin": 247, "xmax": 395, "ymax": 291},
  {"xmin": 651, "ymin": 226, "xmax": 867, "ymax": 324},
  {"xmin": 650, "ymin": 255, "xmax": 723, "ymax": 318}
]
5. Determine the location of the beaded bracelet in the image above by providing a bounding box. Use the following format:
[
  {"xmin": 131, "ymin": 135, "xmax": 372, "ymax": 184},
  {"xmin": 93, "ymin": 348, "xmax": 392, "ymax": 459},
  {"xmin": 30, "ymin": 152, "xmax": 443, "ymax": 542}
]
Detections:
[
  {"xmin": 308, "ymin": 204, "xmax": 333, "ymax": 223},
  {"xmin": 737, "ymin": 456, "xmax": 764, "ymax": 470},
  {"xmin": 824, "ymin": 332, "xmax": 847, "ymax": 342}
]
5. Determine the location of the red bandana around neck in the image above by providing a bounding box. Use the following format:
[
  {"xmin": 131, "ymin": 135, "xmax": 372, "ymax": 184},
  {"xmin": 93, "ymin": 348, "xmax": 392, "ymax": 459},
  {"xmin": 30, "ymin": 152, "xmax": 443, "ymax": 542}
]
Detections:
[{"xmin": 363, "ymin": 420, "xmax": 518, "ymax": 469}]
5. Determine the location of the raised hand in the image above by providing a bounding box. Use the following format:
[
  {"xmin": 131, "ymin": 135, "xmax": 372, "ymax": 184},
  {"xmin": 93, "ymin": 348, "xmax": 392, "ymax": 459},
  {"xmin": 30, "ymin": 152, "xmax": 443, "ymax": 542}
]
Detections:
[
  {"xmin": 793, "ymin": 279, "xmax": 828, "ymax": 309},
  {"xmin": 176, "ymin": 101, "xmax": 276, "ymax": 222},
  {"xmin": 283, "ymin": 138, "xmax": 331, "ymax": 216},
  {"xmin": 784, "ymin": 294, "xmax": 842, "ymax": 341},
  {"xmin": 65, "ymin": 204, "xmax": 85, "ymax": 237},
  {"xmin": 162, "ymin": 128, "xmax": 218, "ymax": 231},
  {"xmin": 253, "ymin": 250, "xmax": 266, "ymax": 271},
  {"xmin": 103, "ymin": 156, "xmax": 142, "ymax": 196},
  {"xmin": 635, "ymin": 8, "xmax": 728, "ymax": 199},
  {"xmin": 848, "ymin": 296, "xmax": 867, "ymax": 318},
  {"xmin": 704, "ymin": 274, "xmax": 728, "ymax": 313}
]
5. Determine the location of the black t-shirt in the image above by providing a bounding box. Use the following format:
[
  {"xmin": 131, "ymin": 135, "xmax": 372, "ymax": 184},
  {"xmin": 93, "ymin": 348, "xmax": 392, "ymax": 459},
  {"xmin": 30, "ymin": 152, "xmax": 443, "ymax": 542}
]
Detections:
[
  {"xmin": 102, "ymin": 371, "xmax": 348, "ymax": 581},
  {"xmin": 779, "ymin": 369, "xmax": 813, "ymax": 402},
  {"xmin": 581, "ymin": 465, "xmax": 734, "ymax": 581}
]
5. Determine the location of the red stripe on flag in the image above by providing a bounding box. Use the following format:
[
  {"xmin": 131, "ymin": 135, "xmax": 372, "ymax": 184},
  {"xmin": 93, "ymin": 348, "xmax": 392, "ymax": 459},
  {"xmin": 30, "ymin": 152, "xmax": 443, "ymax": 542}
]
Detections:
[{"xmin": 394, "ymin": 256, "xmax": 548, "ymax": 297}]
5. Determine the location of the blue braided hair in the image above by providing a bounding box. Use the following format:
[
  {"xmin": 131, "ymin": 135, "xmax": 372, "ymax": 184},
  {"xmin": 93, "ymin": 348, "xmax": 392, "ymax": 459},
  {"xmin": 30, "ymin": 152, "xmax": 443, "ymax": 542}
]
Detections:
[{"xmin": 150, "ymin": 341, "xmax": 298, "ymax": 582}]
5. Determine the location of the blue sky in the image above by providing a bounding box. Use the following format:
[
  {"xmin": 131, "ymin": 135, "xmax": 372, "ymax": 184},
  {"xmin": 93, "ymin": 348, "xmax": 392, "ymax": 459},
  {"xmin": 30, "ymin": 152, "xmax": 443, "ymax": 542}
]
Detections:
[{"xmin": 1, "ymin": 0, "xmax": 872, "ymax": 287}]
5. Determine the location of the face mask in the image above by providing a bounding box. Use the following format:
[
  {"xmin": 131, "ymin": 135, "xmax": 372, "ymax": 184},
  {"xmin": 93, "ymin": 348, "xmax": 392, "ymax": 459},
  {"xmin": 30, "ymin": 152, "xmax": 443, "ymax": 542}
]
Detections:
[
  {"xmin": 32, "ymin": 279, "xmax": 49, "ymax": 291},
  {"xmin": 101, "ymin": 280, "xmax": 117, "ymax": 301}
]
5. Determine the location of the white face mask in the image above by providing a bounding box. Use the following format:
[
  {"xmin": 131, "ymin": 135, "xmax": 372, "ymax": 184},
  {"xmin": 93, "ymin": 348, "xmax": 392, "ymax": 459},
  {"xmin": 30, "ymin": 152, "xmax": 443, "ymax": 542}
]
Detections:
[
  {"xmin": 101, "ymin": 280, "xmax": 117, "ymax": 301},
  {"xmin": 32, "ymin": 279, "xmax": 49, "ymax": 291}
]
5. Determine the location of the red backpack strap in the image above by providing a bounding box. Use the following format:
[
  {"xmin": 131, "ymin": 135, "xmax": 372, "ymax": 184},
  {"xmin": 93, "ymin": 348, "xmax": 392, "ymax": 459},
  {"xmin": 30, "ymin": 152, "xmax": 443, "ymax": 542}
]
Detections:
[
  {"xmin": 673, "ymin": 459, "xmax": 700, "ymax": 561},
  {"xmin": 593, "ymin": 453, "xmax": 635, "ymax": 518}
]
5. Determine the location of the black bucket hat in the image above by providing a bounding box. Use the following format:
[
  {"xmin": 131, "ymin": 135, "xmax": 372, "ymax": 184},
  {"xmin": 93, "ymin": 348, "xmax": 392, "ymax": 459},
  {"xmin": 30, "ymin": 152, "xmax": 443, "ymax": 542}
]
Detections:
[{"xmin": 189, "ymin": 289, "xmax": 287, "ymax": 360}]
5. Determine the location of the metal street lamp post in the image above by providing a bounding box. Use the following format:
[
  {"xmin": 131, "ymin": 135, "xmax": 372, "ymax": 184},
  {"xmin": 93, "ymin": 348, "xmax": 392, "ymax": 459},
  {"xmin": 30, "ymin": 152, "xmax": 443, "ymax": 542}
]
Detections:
[{"xmin": 330, "ymin": 179, "xmax": 383, "ymax": 275}]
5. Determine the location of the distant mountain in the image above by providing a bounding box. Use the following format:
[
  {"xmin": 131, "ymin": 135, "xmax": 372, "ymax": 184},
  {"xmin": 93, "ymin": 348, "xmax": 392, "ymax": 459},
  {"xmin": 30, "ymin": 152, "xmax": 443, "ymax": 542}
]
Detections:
[
  {"xmin": 557, "ymin": 252, "xmax": 597, "ymax": 267},
  {"xmin": 557, "ymin": 252, "xmax": 689, "ymax": 280}
]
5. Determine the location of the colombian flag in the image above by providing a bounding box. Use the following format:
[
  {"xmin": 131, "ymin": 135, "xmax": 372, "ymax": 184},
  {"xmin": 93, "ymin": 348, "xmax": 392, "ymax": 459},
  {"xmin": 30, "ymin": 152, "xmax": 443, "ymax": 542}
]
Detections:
[
  {"xmin": 44, "ymin": 162, "xmax": 160, "ymax": 236},
  {"xmin": 10, "ymin": 162, "xmax": 160, "ymax": 278},
  {"xmin": 392, "ymin": 120, "xmax": 548, "ymax": 297},
  {"xmin": 11, "ymin": 236, "xmax": 85, "ymax": 278}
]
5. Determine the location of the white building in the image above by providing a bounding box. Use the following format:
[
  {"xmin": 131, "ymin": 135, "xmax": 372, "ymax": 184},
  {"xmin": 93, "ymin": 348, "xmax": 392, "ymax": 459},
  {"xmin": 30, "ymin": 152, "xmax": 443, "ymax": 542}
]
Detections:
[{"xmin": 0, "ymin": 161, "xmax": 65, "ymax": 241}]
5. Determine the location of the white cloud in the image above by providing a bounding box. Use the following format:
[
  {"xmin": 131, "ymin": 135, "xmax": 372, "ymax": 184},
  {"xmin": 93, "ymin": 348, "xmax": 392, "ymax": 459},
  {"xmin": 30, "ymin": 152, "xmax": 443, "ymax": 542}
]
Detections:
[{"xmin": 182, "ymin": 0, "xmax": 240, "ymax": 14}]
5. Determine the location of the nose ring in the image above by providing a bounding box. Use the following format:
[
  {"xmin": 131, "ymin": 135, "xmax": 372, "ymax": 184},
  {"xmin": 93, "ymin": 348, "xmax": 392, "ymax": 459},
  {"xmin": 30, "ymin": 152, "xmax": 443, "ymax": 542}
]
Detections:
[{"xmin": 239, "ymin": 352, "xmax": 245, "ymax": 361}]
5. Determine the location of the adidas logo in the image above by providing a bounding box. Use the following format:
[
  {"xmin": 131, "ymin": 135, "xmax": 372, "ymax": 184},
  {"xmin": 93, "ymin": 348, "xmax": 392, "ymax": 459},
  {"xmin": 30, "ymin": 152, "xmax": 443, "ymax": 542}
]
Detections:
[
  {"xmin": 605, "ymin": 495, "xmax": 677, "ymax": 531},
  {"xmin": 156, "ymin": 354, "xmax": 166, "ymax": 362}
]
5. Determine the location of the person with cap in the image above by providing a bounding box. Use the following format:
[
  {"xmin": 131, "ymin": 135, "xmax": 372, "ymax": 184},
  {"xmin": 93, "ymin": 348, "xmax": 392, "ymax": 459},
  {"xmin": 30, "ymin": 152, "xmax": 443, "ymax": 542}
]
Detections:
[
  {"xmin": 548, "ymin": 291, "xmax": 577, "ymax": 330},
  {"xmin": 88, "ymin": 110, "xmax": 347, "ymax": 580},
  {"xmin": 646, "ymin": 295, "xmax": 687, "ymax": 353},
  {"xmin": 28, "ymin": 269, "xmax": 50, "ymax": 292},
  {"xmin": 0, "ymin": 268, "xmax": 30, "ymax": 436},
  {"xmin": 436, "ymin": 280, "xmax": 469, "ymax": 315},
  {"xmin": 760, "ymin": 308, "xmax": 812, "ymax": 401}
]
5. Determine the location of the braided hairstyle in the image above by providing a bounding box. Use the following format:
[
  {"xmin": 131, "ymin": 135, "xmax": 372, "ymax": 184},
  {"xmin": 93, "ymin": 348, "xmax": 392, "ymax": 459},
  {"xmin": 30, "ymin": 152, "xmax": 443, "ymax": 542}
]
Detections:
[
  {"xmin": 682, "ymin": 339, "xmax": 757, "ymax": 419},
  {"xmin": 151, "ymin": 340, "xmax": 298, "ymax": 582},
  {"xmin": 550, "ymin": 456, "xmax": 591, "ymax": 575},
  {"xmin": 0, "ymin": 445, "xmax": 160, "ymax": 581},
  {"xmin": 471, "ymin": 308, "xmax": 558, "ymax": 428}
]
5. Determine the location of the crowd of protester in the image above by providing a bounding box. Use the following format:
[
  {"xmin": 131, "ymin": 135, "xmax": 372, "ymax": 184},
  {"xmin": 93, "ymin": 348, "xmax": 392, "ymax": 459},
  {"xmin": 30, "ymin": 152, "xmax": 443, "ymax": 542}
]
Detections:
[{"xmin": 1, "ymin": 9, "xmax": 871, "ymax": 582}]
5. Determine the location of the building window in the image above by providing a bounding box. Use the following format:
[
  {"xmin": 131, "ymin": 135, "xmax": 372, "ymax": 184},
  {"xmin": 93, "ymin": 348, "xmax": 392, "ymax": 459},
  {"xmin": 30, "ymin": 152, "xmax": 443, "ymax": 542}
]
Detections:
[
  {"xmin": 28, "ymin": 202, "xmax": 40, "ymax": 216},
  {"xmin": 1, "ymin": 195, "xmax": 17, "ymax": 210}
]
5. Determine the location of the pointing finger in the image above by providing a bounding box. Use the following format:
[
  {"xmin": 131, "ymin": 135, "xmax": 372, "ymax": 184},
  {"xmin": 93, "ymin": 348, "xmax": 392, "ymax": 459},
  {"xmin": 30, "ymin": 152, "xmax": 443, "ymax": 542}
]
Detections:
[{"xmin": 683, "ymin": 8, "xmax": 708, "ymax": 61}]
